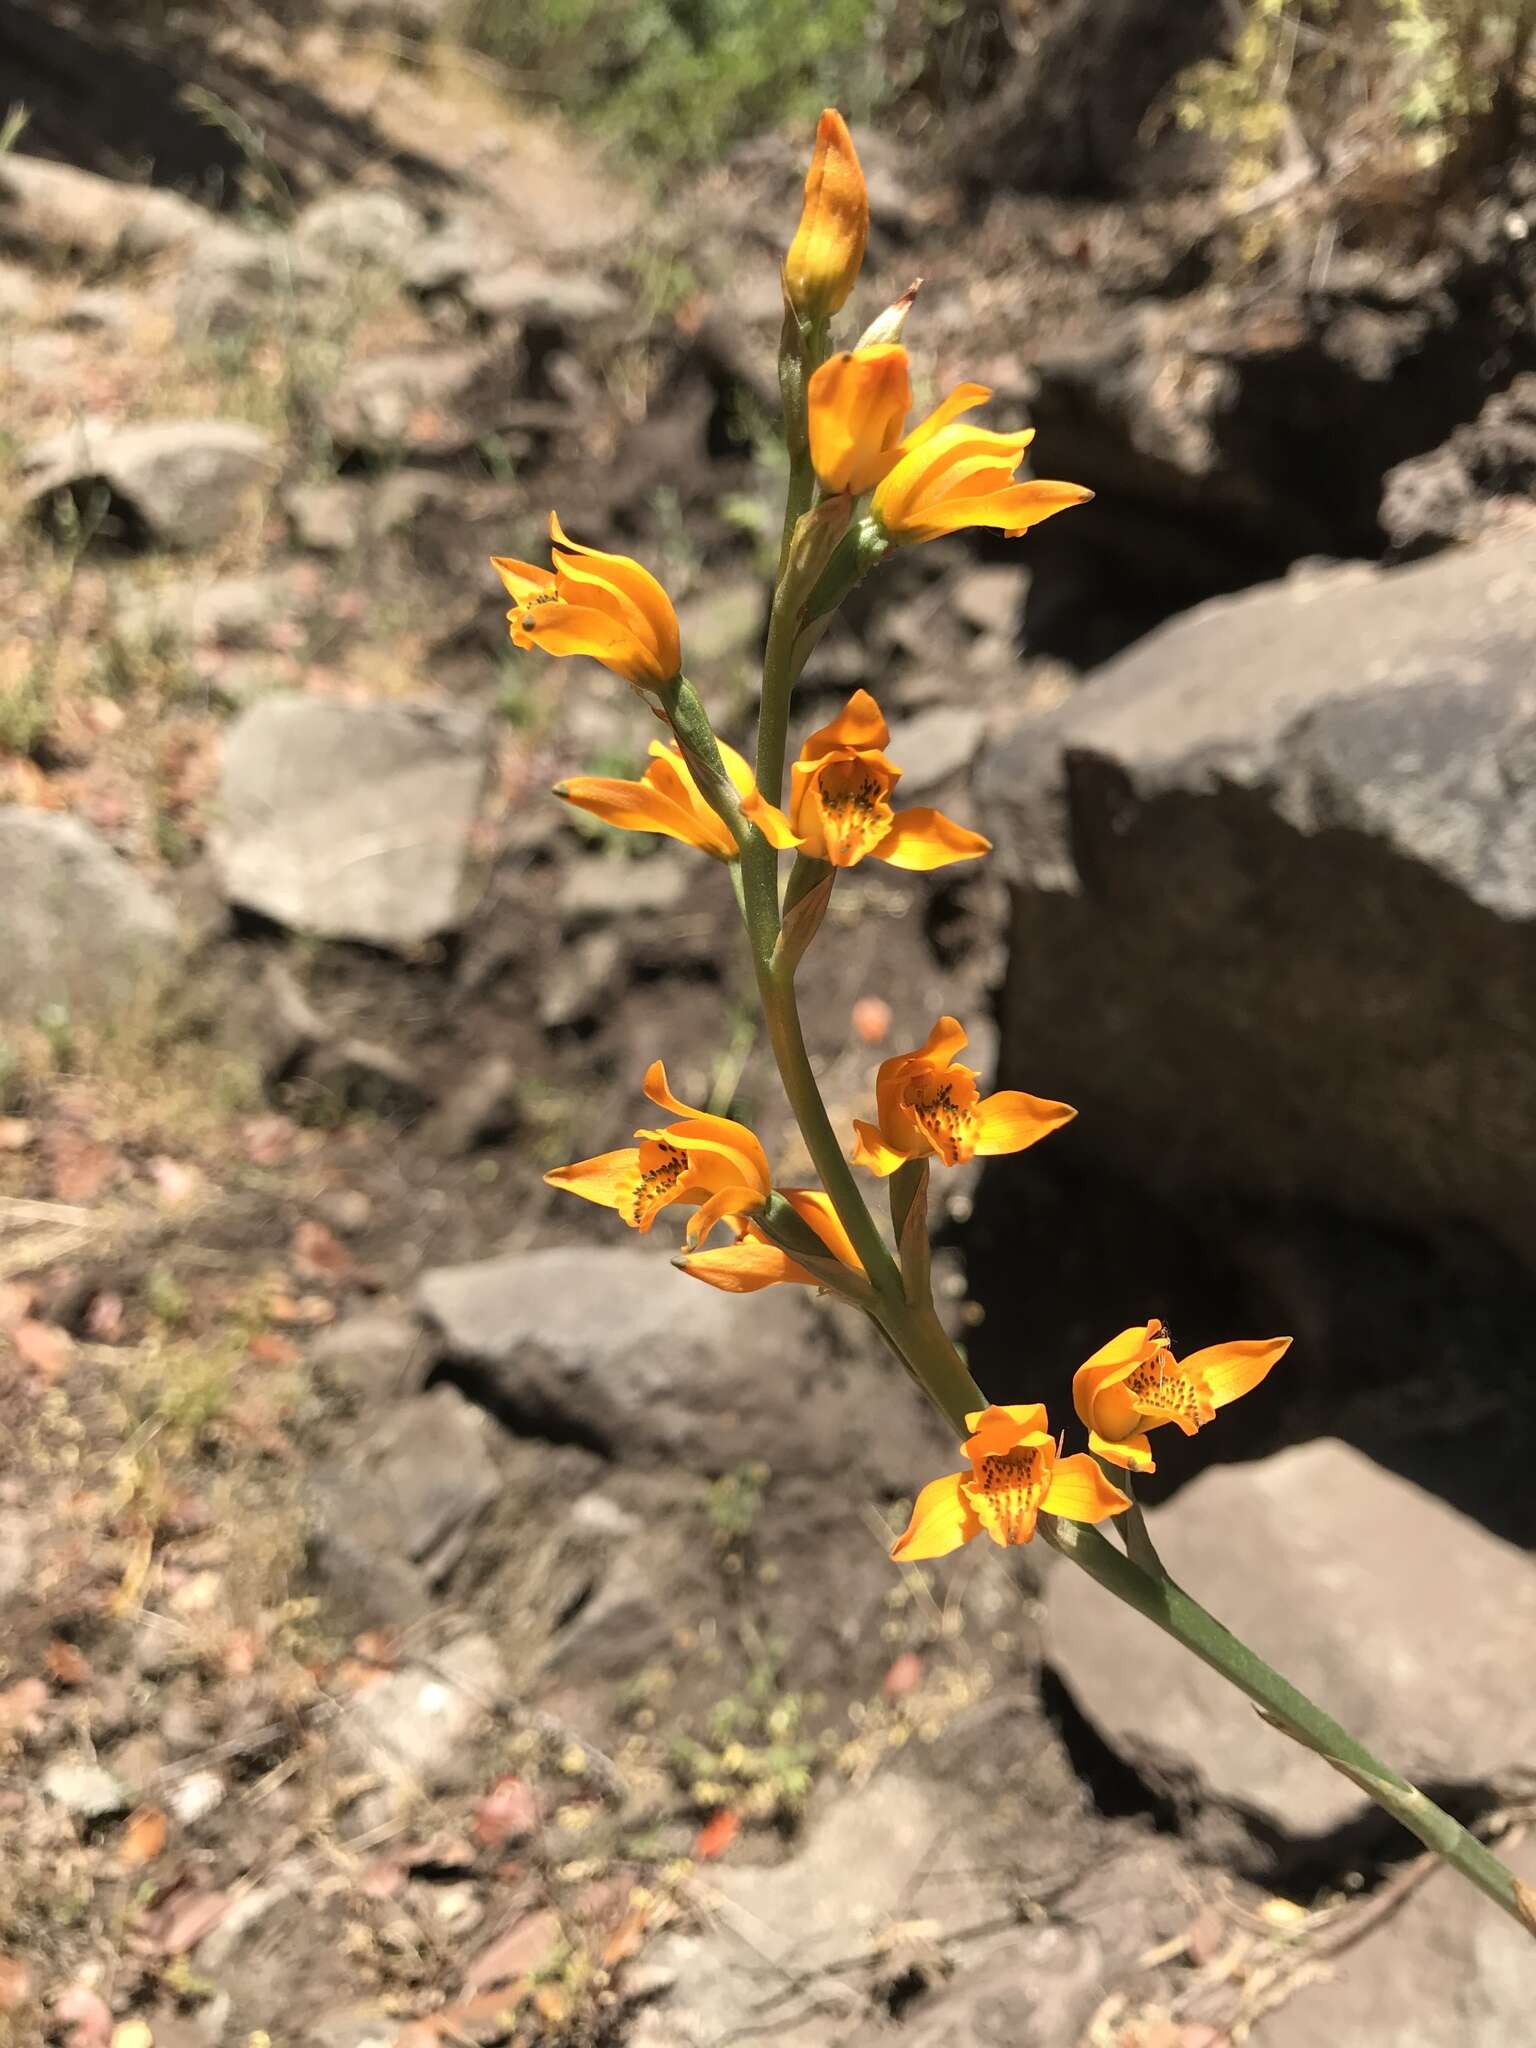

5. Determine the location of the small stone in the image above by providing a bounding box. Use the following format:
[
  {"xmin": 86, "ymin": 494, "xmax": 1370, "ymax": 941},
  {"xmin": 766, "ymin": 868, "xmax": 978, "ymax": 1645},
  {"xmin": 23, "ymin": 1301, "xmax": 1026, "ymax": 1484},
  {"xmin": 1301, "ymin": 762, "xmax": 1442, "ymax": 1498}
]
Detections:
[
  {"xmin": 282, "ymin": 481, "xmax": 368, "ymax": 555},
  {"xmin": 292, "ymin": 188, "xmax": 424, "ymax": 267},
  {"xmin": 0, "ymin": 154, "xmax": 204, "ymax": 265},
  {"xmin": 322, "ymin": 346, "xmax": 493, "ymax": 458},
  {"xmin": 213, "ymin": 696, "xmax": 493, "ymax": 949},
  {"xmin": 950, "ymin": 564, "xmax": 1024, "ymax": 637},
  {"xmin": 336, "ymin": 1632, "xmax": 506, "ymax": 1798},
  {"xmin": 24, "ymin": 419, "xmax": 277, "ymax": 551},
  {"xmin": 168, "ymin": 1770, "xmax": 225, "ymax": 1824},
  {"xmin": 42, "ymin": 1760, "xmax": 131, "ymax": 1820},
  {"xmin": 0, "ymin": 809, "xmax": 177, "ymax": 1026},
  {"xmin": 308, "ymin": 1308, "xmax": 429, "ymax": 1401},
  {"xmin": 465, "ymin": 263, "xmax": 625, "ymax": 330}
]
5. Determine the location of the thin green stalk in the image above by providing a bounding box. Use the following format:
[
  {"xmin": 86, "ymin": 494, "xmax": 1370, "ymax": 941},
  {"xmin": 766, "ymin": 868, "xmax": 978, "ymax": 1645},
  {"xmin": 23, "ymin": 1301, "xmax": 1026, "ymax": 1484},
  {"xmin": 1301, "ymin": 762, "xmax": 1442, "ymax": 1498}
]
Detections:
[
  {"xmin": 754, "ymin": 953, "xmax": 900, "ymax": 1301},
  {"xmin": 1041, "ymin": 1518, "xmax": 1536, "ymax": 1938},
  {"xmin": 756, "ymin": 574, "xmax": 805, "ymax": 809}
]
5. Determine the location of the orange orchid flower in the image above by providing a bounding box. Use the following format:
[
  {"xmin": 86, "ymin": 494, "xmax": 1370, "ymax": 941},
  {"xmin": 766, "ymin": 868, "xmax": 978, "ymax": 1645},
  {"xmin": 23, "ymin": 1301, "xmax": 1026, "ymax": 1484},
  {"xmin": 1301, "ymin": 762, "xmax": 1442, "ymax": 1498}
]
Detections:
[
  {"xmin": 679, "ymin": 1188, "xmax": 863, "ymax": 1293},
  {"xmin": 892, "ymin": 1403, "xmax": 1130, "ymax": 1561},
  {"xmin": 492, "ymin": 512, "xmax": 680, "ymax": 691},
  {"xmin": 556, "ymin": 739, "xmax": 798, "ymax": 861},
  {"xmin": 785, "ymin": 109, "xmax": 868, "ymax": 322},
  {"xmin": 545, "ymin": 1061, "xmax": 771, "ymax": 1247},
  {"xmin": 852, "ymin": 1016, "xmax": 1075, "ymax": 1177},
  {"xmin": 806, "ymin": 346, "xmax": 913, "ymax": 495},
  {"xmin": 1072, "ymin": 1319, "xmax": 1293, "ymax": 1473},
  {"xmin": 744, "ymin": 689, "xmax": 989, "ymax": 870},
  {"xmin": 806, "ymin": 351, "xmax": 1092, "ymax": 545}
]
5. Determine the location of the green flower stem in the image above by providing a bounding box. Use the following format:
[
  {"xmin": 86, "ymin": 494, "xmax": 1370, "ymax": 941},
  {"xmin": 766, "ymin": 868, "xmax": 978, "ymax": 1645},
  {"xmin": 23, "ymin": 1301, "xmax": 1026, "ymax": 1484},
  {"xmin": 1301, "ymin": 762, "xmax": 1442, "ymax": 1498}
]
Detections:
[
  {"xmin": 663, "ymin": 674, "xmax": 780, "ymax": 962},
  {"xmin": 755, "ymin": 575, "xmax": 805, "ymax": 811},
  {"xmin": 754, "ymin": 950, "xmax": 901, "ymax": 1303},
  {"xmin": 1039, "ymin": 1516, "xmax": 1536, "ymax": 1938},
  {"xmin": 777, "ymin": 310, "xmax": 828, "ymax": 579}
]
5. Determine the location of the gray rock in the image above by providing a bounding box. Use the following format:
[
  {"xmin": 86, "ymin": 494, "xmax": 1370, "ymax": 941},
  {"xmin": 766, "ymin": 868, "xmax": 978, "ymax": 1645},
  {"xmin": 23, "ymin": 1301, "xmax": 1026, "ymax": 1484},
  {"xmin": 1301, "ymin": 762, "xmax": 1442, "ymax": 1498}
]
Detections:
[
  {"xmin": 884, "ymin": 705, "xmax": 987, "ymax": 796},
  {"xmin": 0, "ymin": 809, "xmax": 177, "ymax": 1025},
  {"xmin": 978, "ymin": 539, "xmax": 1536, "ymax": 1270},
  {"xmin": 25, "ymin": 419, "xmax": 277, "ymax": 550},
  {"xmin": 321, "ymin": 345, "xmax": 491, "ymax": 457},
  {"xmin": 0, "ymin": 1512, "xmax": 31, "ymax": 1606},
  {"xmin": 415, "ymin": 1243, "xmax": 944, "ymax": 1483},
  {"xmin": 283, "ymin": 469, "xmax": 452, "ymax": 555},
  {"xmin": 115, "ymin": 570, "xmax": 300, "ymax": 651},
  {"xmin": 465, "ymin": 263, "xmax": 624, "ymax": 330},
  {"xmin": 538, "ymin": 927, "xmax": 622, "ymax": 1030},
  {"xmin": 308, "ymin": 1308, "xmax": 430, "ymax": 1401},
  {"xmin": 172, "ymin": 224, "xmax": 333, "ymax": 341},
  {"xmin": 59, "ymin": 287, "xmax": 137, "ymax": 334},
  {"xmin": 213, "ymin": 696, "xmax": 492, "ymax": 949},
  {"xmin": 292, "ymin": 188, "xmax": 424, "ymax": 267},
  {"xmin": 419, "ymin": 1053, "xmax": 519, "ymax": 1154},
  {"xmin": 950, "ymin": 563, "xmax": 1024, "ymax": 637},
  {"xmin": 0, "ymin": 155, "xmax": 204, "ymax": 265},
  {"xmin": 405, "ymin": 214, "xmax": 521, "ymax": 296},
  {"xmin": 1251, "ymin": 1834, "xmax": 1536, "ymax": 2046},
  {"xmin": 556, "ymin": 853, "xmax": 691, "ymax": 925},
  {"xmin": 1047, "ymin": 1440, "xmax": 1536, "ymax": 1845},
  {"xmin": 334, "ymin": 1630, "xmax": 505, "ymax": 1797},
  {"xmin": 307, "ymin": 1386, "xmax": 500, "ymax": 1627},
  {"xmin": 1381, "ymin": 373, "xmax": 1536, "ymax": 560},
  {"xmin": 0, "ymin": 258, "xmax": 44, "ymax": 321},
  {"xmin": 42, "ymin": 1760, "xmax": 131, "ymax": 1820}
]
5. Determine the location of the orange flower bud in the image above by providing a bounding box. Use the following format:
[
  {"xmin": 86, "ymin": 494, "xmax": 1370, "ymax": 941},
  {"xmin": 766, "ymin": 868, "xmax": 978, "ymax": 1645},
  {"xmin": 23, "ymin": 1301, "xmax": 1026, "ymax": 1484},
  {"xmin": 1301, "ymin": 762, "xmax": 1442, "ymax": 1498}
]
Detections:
[
  {"xmin": 785, "ymin": 109, "xmax": 869, "ymax": 323},
  {"xmin": 807, "ymin": 345, "xmax": 912, "ymax": 495}
]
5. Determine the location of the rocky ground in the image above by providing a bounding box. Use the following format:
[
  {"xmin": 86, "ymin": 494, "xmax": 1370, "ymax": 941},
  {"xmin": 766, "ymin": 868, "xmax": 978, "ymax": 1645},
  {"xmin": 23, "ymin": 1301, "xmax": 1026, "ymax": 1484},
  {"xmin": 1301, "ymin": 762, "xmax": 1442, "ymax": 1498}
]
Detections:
[{"xmin": 2, "ymin": 7, "xmax": 1536, "ymax": 2046}]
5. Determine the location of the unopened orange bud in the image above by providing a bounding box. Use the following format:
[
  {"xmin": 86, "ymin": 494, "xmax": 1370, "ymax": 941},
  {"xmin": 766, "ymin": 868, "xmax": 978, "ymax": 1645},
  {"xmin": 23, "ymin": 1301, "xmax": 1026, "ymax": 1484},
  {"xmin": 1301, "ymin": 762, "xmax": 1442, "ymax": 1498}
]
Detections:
[
  {"xmin": 785, "ymin": 109, "xmax": 869, "ymax": 323},
  {"xmin": 807, "ymin": 344, "xmax": 912, "ymax": 495}
]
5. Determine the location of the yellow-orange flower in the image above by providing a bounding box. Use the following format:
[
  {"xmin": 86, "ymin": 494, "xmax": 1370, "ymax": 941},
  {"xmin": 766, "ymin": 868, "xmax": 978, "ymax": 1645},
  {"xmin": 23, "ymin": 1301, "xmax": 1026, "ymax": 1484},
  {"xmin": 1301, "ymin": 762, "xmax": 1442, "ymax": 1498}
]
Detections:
[
  {"xmin": 679, "ymin": 1189, "xmax": 863, "ymax": 1293},
  {"xmin": 892, "ymin": 1403, "xmax": 1129, "ymax": 1561},
  {"xmin": 545, "ymin": 1061, "xmax": 771, "ymax": 1247},
  {"xmin": 1073, "ymin": 1319, "xmax": 1293, "ymax": 1473},
  {"xmin": 556, "ymin": 739, "xmax": 798, "ymax": 861},
  {"xmin": 492, "ymin": 512, "xmax": 680, "ymax": 690},
  {"xmin": 807, "ymin": 346, "xmax": 912, "ymax": 495},
  {"xmin": 744, "ymin": 689, "xmax": 989, "ymax": 870},
  {"xmin": 785, "ymin": 109, "xmax": 868, "ymax": 322},
  {"xmin": 852, "ymin": 1016, "xmax": 1074, "ymax": 1177},
  {"xmin": 872, "ymin": 385, "xmax": 1091, "ymax": 545}
]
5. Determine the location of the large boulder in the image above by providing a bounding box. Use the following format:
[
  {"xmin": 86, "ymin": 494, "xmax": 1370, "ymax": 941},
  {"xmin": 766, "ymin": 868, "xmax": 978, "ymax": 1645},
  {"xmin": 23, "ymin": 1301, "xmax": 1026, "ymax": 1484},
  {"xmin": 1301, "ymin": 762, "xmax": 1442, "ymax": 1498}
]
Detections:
[
  {"xmin": 0, "ymin": 152, "xmax": 204, "ymax": 266},
  {"xmin": 415, "ymin": 1242, "xmax": 946, "ymax": 1486},
  {"xmin": 0, "ymin": 808, "xmax": 178, "ymax": 1025},
  {"xmin": 972, "ymin": 538, "xmax": 1536, "ymax": 1526},
  {"xmin": 24, "ymin": 418, "xmax": 277, "ymax": 550},
  {"xmin": 979, "ymin": 535, "xmax": 1536, "ymax": 1235},
  {"xmin": 1046, "ymin": 1440, "xmax": 1536, "ymax": 1855},
  {"xmin": 213, "ymin": 696, "xmax": 493, "ymax": 949}
]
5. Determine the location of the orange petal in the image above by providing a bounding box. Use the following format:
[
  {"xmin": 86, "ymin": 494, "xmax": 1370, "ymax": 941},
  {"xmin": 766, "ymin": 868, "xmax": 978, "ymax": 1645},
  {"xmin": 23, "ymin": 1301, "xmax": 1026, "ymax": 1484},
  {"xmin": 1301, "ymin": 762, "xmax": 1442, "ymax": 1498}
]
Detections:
[
  {"xmin": 851, "ymin": 1118, "xmax": 910, "ymax": 1177},
  {"xmin": 1072, "ymin": 1361, "xmax": 1144, "ymax": 1443},
  {"xmin": 806, "ymin": 348, "xmax": 912, "ymax": 496},
  {"xmin": 1088, "ymin": 1428, "xmax": 1156, "ymax": 1474},
  {"xmin": 898, "ymin": 383, "xmax": 996, "ymax": 453},
  {"xmin": 912, "ymin": 1015, "xmax": 969, "ymax": 1069},
  {"xmin": 890, "ymin": 1472, "xmax": 981, "ymax": 1562},
  {"xmin": 972, "ymin": 1089, "xmax": 1077, "ymax": 1157},
  {"xmin": 919, "ymin": 480, "xmax": 1092, "ymax": 540},
  {"xmin": 508, "ymin": 598, "xmax": 656, "ymax": 683},
  {"xmin": 684, "ymin": 1183, "xmax": 770, "ymax": 1248},
  {"xmin": 779, "ymin": 1188, "xmax": 863, "ymax": 1272},
  {"xmin": 963, "ymin": 1402, "xmax": 1049, "ymax": 1459},
  {"xmin": 543, "ymin": 1148, "xmax": 643, "ymax": 1222},
  {"xmin": 548, "ymin": 512, "xmax": 680, "ymax": 678},
  {"xmin": 491, "ymin": 555, "xmax": 557, "ymax": 601},
  {"xmin": 800, "ymin": 688, "xmax": 891, "ymax": 761},
  {"xmin": 1041, "ymin": 1453, "xmax": 1131, "ymax": 1525},
  {"xmin": 1185, "ymin": 1336, "xmax": 1292, "ymax": 1410},
  {"xmin": 642, "ymin": 1060, "xmax": 704, "ymax": 1120},
  {"xmin": 555, "ymin": 772, "xmax": 729, "ymax": 857},
  {"xmin": 738, "ymin": 784, "xmax": 802, "ymax": 850},
  {"xmin": 678, "ymin": 1238, "xmax": 815, "ymax": 1292},
  {"xmin": 875, "ymin": 807, "xmax": 992, "ymax": 871}
]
